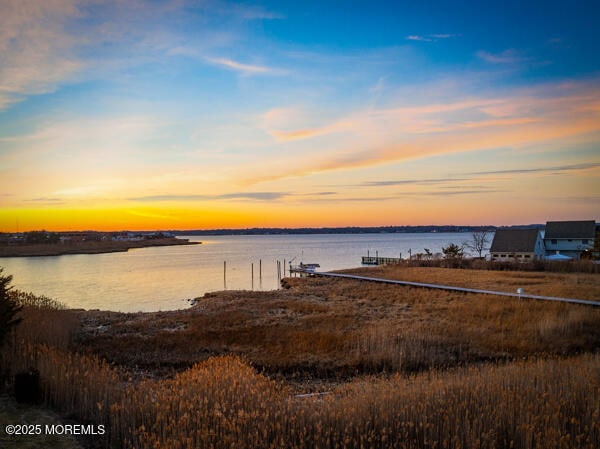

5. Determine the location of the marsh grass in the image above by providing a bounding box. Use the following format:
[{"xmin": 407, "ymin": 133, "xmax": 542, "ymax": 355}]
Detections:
[
  {"xmin": 5, "ymin": 342, "xmax": 600, "ymax": 448},
  {"xmin": 9, "ymin": 291, "xmax": 79, "ymax": 349},
  {"xmin": 2, "ymin": 268, "xmax": 599, "ymax": 448},
  {"xmin": 75, "ymin": 270, "xmax": 600, "ymax": 379},
  {"xmin": 343, "ymin": 266, "xmax": 600, "ymax": 300},
  {"xmin": 398, "ymin": 257, "xmax": 600, "ymax": 274}
]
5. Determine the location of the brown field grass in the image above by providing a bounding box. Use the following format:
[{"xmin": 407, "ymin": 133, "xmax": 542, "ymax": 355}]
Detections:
[
  {"xmin": 4, "ymin": 345, "xmax": 600, "ymax": 449},
  {"xmin": 74, "ymin": 268, "xmax": 600, "ymax": 379},
  {"xmin": 402, "ymin": 257, "xmax": 600, "ymax": 274},
  {"xmin": 342, "ymin": 265, "xmax": 600, "ymax": 300},
  {"xmin": 1, "ymin": 267, "xmax": 599, "ymax": 448}
]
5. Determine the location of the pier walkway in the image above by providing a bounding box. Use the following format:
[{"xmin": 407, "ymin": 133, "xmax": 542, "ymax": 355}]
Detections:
[
  {"xmin": 304, "ymin": 270, "xmax": 600, "ymax": 307},
  {"xmin": 361, "ymin": 256, "xmax": 402, "ymax": 265}
]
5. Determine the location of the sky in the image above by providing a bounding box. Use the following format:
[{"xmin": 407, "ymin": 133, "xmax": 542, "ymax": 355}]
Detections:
[{"xmin": 0, "ymin": 0, "xmax": 599, "ymax": 231}]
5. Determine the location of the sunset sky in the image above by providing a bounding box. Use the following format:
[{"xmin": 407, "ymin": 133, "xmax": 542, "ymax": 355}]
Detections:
[{"xmin": 1, "ymin": 0, "xmax": 599, "ymax": 231}]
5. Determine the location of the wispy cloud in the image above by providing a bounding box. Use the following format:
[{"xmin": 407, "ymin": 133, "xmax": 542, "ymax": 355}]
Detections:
[
  {"xmin": 406, "ymin": 35, "xmax": 432, "ymax": 42},
  {"xmin": 245, "ymin": 80, "xmax": 600, "ymax": 185},
  {"xmin": 476, "ymin": 49, "xmax": 527, "ymax": 64},
  {"xmin": 353, "ymin": 163, "xmax": 600, "ymax": 193},
  {"xmin": 261, "ymin": 107, "xmax": 353, "ymax": 142},
  {"xmin": 230, "ymin": 4, "xmax": 284, "ymax": 20},
  {"xmin": 129, "ymin": 192, "xmax": 289, "ymax": 202},
  {"xmin": 406, "ymin": 34, "xmax": 455, "ymax": 42},
  {"xmin": 205, "ymin": 57, "xmax": 284, "ymax": 75},
  {"xmin": 128, "ymin": 190, "xmax": 342, "ymax": 203},
  {"xmin": 359, "ymin": 178, "xmax": 468, "ymax": 187},
  {"xmin": 269, "ymin": 123, "xmax": 352, "ymax": 141},
  {"xmin": 270, "ymin": 129, "xmax": 322, "ymax": 140},
  {"xmin": 0, "ymin": 0, "xmax": 286, "ymax": 110},
  {"xmin": 470, "ymin": 162, "xmax": 600, "ymax": 176},
  {"xmin": 369, "ymin": 77, "xmax": 386, "ymax": 94},
  {"xmin": 555, "ymin": 195, "xmax": 600, "ymax": 204},
  {"xmin": 25, "ymin": 197, "xmax": 64, "ymax": 203},
  {"xmin": 429, "ymin": 188, "xmax": 506, "ymax": 196},
  {"xmin": 289, "ymin": 186, "xmax": 505, "ymax": 203},
  {"xmin": 0, "ymin": 0, "xmax": 85, "ymax": 109}
]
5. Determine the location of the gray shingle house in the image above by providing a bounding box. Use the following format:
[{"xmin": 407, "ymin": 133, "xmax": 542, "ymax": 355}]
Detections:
[
  {"xmin": 544, "ymin": 220, "xmax": 596, "ymax": 259},
  {"xmin": 490, "ymin": 228, "xmax": 545, "ymax": 261}
]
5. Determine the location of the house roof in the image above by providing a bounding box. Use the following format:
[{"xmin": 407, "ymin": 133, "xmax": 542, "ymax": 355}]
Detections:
[
  {"xmin": 490, "ymin": 229, "xmax": 541, "ymax": 253},
  {"xmin": 544, "ymin": 220, "xmax": 596, "ymax": 239}
]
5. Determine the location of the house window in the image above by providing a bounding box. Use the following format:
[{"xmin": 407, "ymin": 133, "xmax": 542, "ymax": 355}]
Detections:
[
  {"xmin": 551, "ymin": 239, "xmax": 557, "ymax": 244},
  {"xmin": 568, "ymin": 239, "xmax": 573, "ymax": 242},
  {"xmin": 524, "ymin": 255, "xmax": 531, "ymax": 258}
]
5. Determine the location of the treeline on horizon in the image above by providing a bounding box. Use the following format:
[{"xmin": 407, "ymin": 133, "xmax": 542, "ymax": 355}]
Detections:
[
  {"xmin": 1, "ymin": 224, "xmax": 551, "ymax": 237},
  {"xmin": 171, "ymin": 224, "xmax": 544, "ymax": 236}
]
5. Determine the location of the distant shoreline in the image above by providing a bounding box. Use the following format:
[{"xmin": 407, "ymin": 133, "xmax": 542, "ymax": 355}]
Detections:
[
  {"xmin": 172, "ymin": 225, "xmax": 511, "ymax": 236},
  {"xmin": 0, "ymin": 237, "xmax": 200, "ymax": 258}
]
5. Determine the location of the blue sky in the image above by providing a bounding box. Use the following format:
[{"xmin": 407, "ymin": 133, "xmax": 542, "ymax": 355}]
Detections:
[{"xmin": 0, "ymin": 0, "xmax": 599, "ymax": 230}]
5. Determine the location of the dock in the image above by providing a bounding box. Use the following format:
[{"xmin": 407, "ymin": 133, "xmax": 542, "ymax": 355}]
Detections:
[
  {"xmin": 305, "ymin": 271, "xmax": 600, "ymax": 308},
  {"xmin": 361, "ymin": 256, "xmax": 402, "ymax": 265}
]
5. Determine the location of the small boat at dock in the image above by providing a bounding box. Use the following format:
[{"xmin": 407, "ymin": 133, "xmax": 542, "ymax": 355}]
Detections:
[{"xmin": 289, "ymin": 262, "xmax": 320, "ymax": 275}]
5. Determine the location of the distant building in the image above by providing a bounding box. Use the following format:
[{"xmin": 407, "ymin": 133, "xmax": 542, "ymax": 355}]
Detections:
[
  {"xmin": 490, "ymin": 228, "xmax": 545, "ymax": 261},
  {"xmin": 59, "ymin": 232, "xmax": 101, "ymax": 242},
  {"xmin": 544, "ymin": 220, "xmax": 596, "ymax": 260}
]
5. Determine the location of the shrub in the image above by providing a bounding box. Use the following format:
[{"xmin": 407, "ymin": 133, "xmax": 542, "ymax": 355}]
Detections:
[{"xmin": 0, "ymin": 268, "xmax": 22, "ymax": 351}]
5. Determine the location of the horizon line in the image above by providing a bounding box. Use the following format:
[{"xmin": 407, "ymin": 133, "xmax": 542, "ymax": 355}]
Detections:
[{"xmin": 1, "ymin": 223, "xmax": 564, "ymax": 234}]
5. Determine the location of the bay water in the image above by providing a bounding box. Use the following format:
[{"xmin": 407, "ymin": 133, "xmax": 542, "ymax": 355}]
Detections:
[{"xmin": 0, "ymin": 233, "xmax": 477, "ymax": 312}]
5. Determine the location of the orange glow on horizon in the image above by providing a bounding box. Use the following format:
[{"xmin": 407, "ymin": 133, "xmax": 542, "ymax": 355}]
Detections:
[{"xmin": 1, "ymin": 192, "xmax": 585, "ymax": 232}]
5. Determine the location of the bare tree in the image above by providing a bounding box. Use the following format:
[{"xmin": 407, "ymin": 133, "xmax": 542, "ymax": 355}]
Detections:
[{"xmin": 464, "ymin": 229, "xmax": 492, "ymax": 259}]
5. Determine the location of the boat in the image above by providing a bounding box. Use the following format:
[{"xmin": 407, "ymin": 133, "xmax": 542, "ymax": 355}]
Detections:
[{"xmin": 289, "ymin": 262, "xmax": 320, "ymax": 275}]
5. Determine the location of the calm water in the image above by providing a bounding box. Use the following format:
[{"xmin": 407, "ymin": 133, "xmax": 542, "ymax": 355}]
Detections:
[{"xmin": 0, "ymin": 233, "xmax": 474, "ymax": 312}]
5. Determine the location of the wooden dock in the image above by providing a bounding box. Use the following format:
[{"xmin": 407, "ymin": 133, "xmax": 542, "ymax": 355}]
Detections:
[
  {"xmin": 361, "ymin": 256, "xmax": 402, "ymax": 265},
  {"xmin": 308, "ymin": 271, "xmax": 600, "ymax": 308},
  {"xmin": 289, "ymin": 263, "xmax": 320, "ymax": 276}
]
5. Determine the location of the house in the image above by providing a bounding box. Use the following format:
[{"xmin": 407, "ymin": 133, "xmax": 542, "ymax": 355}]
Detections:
[
  {"xmin": 490, "ymin": 228, "xmax": 545, "ymax": 261},
  {"xmin": 544, "ymin": 220, "xmax": 596, "ymax": 260}
]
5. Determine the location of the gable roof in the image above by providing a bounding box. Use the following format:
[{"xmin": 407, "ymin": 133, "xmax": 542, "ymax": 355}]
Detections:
[
  {"xmin": 490, "ymin": 229, "xmax": 541, "ymax": 253},
  {"xmin": 544, "ymin": 220, "xmax": 596, "ymax": 239}
]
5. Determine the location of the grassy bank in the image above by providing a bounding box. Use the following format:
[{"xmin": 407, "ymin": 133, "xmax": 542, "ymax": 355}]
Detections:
[
  {"xmin": 1, "ymin": 266, "xmax": 599, "ymax": 448},
  {"xmin": 0, "ymin": 238, "xmax": 199, "ymax": 258}
]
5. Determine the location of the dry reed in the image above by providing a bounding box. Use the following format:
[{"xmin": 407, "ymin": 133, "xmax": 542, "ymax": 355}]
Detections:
[{"xmin": 2, "ymin": 272, "xmax": 599, "ymax": 448}]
